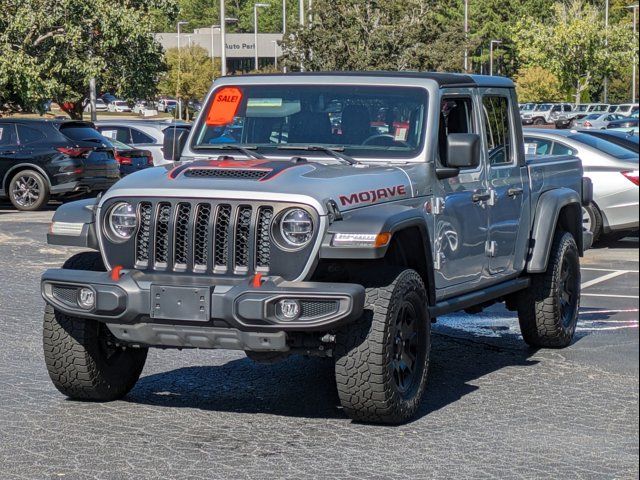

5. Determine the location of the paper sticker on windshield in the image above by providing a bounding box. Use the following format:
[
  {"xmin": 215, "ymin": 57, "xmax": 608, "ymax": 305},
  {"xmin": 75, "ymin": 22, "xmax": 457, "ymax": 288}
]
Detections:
[
  {"xmin": 394, "ymin": 127, "xmax": 408, "ymax": 142},
  {"xmin": 247, "ymin": 98, "xmax": 283, "ymax": 108},
  {"xmin": 524, "ymin": 143, "xmax": 538, "ymax": 155},
  {"xmin": 206, "ymin": 87, "xmax": 243, "ymax": 126}
]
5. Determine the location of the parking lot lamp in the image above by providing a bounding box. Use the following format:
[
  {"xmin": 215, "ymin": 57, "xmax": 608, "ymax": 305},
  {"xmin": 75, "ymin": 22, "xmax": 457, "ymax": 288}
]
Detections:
[
  {"xmin": 176, "ymin": 20, "xmax": 188, "ymax": 120},
  {"xmin": 489, "ymin": 39, "xmax": 502, "ymax": 76},
  {"xmin": 463, "ymin": 0, "xmax": 469, "ymax": 72},
  {"xmin": 628, "ymin": 4, "xmax": 639, "ymax": 103},
  {"xmin": 254, "ymin": 3, "xmax": 270, "ymax": 71},
  {"xmin": 604, "ymin": 0, "xmax": 610, "ymax": 103}
]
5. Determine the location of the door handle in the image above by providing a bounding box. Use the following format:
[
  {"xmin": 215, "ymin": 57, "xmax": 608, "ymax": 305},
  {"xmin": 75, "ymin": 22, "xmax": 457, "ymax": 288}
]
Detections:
[
  {"xmin": 1, "ymin": 150, "xmax": 17, "ymax": 155},
  {"xmin": 508, "ymin": 187, "xmax": 524, "ymax": 197},
  {"xmin": 472, "ymin": 190, "xmax": 491, "ymax": 203}
]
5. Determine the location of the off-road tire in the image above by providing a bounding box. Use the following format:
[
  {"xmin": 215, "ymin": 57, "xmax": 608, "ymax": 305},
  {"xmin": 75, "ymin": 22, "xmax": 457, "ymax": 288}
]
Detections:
[
  {"xmin": 582, "ymin": 202, "xmax": 603, "ymax": 243},
  {"xmin": 43, "ymin": 252, "xmax": 148, "ymax": 400},
  {"xmin": 533, "ymin": 117, "xmax": 546, "ymax": 126},
  {"xmin": 8, "ymin": 170, "xmax": 50, "ymax": 211},
  {"xmin": 517, "ymin": 231, "xmax": 581, "ymax": 348},
  {"xmin": 335, "ymin": 269, "xmax": 430, "ymax": 424}
]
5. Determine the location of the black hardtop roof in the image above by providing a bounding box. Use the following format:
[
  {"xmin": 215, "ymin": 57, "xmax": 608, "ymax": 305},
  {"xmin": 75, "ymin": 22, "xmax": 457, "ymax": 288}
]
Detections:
[{"xmin": 231, "ymin": 71, "xmax": 515, "ymax": 88}]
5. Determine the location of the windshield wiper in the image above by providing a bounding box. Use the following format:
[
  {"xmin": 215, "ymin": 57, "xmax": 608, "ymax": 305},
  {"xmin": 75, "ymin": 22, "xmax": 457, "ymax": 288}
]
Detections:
[
  {"xmin": 193, "ymin": 144, "xmax": 266, "ymax": 160},
  {"xmin": 277, "ymin": 145, "xmax": 359, "ymax": 165}
]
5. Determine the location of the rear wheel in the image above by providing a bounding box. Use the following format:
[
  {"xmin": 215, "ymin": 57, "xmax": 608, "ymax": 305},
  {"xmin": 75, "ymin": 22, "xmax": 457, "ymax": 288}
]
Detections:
[
  {"xmin": 42, "ymin": 252, "xmax": 148, "ymax": 400},
  {"xmin": 582, "ymin": 202, "xmax": 603, "ymax": 243},
  {"xmin": 8, "ymin": 170, "xmax": 50, "ymax": 211},
  {"xmin": 335, "ymin": 269, "xmax": 430, "ymax": 424},
  {"xmin": 533, "ymin": 117, "xmax": 546, "ymax": 126},
  {"xmin": 517, "ymin": 231, "xmax": 581, "ymax": 348}
]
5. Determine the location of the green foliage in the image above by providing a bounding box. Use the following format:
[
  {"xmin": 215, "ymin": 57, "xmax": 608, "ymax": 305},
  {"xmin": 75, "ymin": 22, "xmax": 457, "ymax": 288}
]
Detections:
[
  {"xmin": 515, "ymin": 66, "xmax": 564, "ymax": 102},
  {"xmin": 281, "ymin": 0, "xmax": 473, "ymax": 72},
  {"xmin": 512, "ymin": 0, "xmax": 637, "ymax": 103},
  {"xmin": 174, "ymin": 0, "xmax": 297, "ymax": 33},
  {"xmin": 0, "ymin": 0, "xmax": 176, "ymax": 118},
  {"xmin": 158, "ymin": 45, "xmax": 218, "ymax": 107}
]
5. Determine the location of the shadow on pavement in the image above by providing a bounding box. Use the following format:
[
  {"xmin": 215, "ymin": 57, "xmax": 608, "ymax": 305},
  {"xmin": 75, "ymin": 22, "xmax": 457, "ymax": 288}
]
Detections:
[
  {"xmin": 127, "ymin": 334, "xmax": 540, "ymax": 423},
  {"xmin": 592, "ymin": 233, "xmax": 639, "ymax": 250}
]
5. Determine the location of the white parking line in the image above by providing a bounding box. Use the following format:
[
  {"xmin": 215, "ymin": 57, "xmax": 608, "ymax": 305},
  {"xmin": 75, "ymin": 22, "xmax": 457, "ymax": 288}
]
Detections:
[
  {"xmin": 582, "ymin": 293, "xmax": 639, "ymax": 299},
  {"xmin": 582, "ymin": 267, "xmax": 639, "ymax": 273},
  {"xmin": 581, "ymin": 271, "xmax": 628, "ymax": 289}
]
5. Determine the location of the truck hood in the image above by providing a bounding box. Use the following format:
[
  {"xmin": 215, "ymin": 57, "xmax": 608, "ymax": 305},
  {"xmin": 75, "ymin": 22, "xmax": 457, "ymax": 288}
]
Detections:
[{"xmin": 100, "ymin": 158, "xmax": 414, "ymax": 215}]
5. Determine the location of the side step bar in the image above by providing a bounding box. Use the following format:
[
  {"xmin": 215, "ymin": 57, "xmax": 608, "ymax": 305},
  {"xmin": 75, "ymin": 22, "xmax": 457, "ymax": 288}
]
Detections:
[{"xmin": 428, "ymin": 277, "xmax": 530, "ymax": 318}]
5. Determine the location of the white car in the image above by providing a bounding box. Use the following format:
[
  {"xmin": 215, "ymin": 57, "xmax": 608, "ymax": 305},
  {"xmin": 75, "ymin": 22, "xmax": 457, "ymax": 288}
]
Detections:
[
  {"xmin": 614, "ymin": 103, "xmax": 639, "ymax": 116},
  {"xmin": 95, "ymin": 119, "xmax": 191, "ymax": 166},
  {"xmin": 157, "ymin": 99, "xmax": 178, "ymax": 113},
  {"xmin": 132, "ymin": 101, "xmax": 148, "ymax": 115},
  {"xmin": 83, "ymin": 98, "xmax": 108, "ymax": 113},
  {"xmin": 524, "ymin": 129, "xmax": 639, "ymax": 242},
  {"xmin": 107, "ymin": 101, "xmax": 132, "ymax": 113}
]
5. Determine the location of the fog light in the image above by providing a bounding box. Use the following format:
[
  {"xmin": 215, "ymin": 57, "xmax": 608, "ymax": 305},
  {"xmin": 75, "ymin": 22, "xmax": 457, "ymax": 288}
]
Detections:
[
  {"xmin": 276, "ymin": 299, "xmax": 300, "ymax": 321},
  {"xmin": 78, "ymin": 288, "xmax": 96, "ymax": 310}
]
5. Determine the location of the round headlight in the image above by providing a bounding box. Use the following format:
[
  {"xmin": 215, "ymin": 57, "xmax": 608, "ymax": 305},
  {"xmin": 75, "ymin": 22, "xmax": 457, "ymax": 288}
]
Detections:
[
  {"xmin": 108, "ymin": 202, "xmax": 137, "ymax": 241},
  {"xmin": 279, "ymin": 208, "xmax": 314, "ymax": 248}
]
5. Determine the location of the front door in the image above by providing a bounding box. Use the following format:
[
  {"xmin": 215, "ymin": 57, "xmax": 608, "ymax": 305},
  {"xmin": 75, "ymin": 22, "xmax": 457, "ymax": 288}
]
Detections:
[
  {"xmin": 0, "ymin": 123, "xmax": 19, "ymax": 182},
  {"xmin": 433, "ymin": 90, "xmax": 490, "ymax": 293},
  {"xmin": 480, "ymin": 91, "xmax": 527, "ymax": 276}
]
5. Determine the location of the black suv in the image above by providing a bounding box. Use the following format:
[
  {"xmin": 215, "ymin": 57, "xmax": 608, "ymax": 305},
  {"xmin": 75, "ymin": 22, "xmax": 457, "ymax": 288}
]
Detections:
[{"xmin": 0, "ymin": 119, "xmax": 120, "ymax": 210}]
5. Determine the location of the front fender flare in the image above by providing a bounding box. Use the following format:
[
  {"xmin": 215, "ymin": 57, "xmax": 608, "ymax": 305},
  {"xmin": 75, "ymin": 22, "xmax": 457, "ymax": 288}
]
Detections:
[
  {"xmin": 528, "ymin": 188, "xmax": 582, "ymax": 273},
  {"xmin": 47, "ymin": 198, "xmax": 99, "ymax": 250}
]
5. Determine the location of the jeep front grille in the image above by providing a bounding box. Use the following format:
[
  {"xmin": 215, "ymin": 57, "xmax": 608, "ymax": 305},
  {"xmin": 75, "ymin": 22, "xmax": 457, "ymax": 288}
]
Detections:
[{"xmin": 134, "ymin": 201, "xmax": 275, "ymax": 274}]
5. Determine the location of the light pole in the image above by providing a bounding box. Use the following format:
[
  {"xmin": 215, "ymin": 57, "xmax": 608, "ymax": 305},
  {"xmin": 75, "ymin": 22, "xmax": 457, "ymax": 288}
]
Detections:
[
  {"xmin": 220, "ymin": 0, "xmax": 227, "ymax": 76},
  {"xmin": 489, "ymin": 39, "xmax": 501, "ymax": 76},
  {"xmin": 176, "ymin": 20, "xmax": 188, "ymax": 120},
  {"xmin": 464, "ymin": 0, "xmax": 469, "ymax": 72},
  {"xmin": 604, "ymin": 0, "xmax": 610, "ymax": 103},
  {"xmin": 629, "ymin": 4, "xmax": 639, "ymax": 103},
  {"xmin": 254, "ymin": 3, "xmax": 270, "ymax": 71},
  {"xmin": 272, "ymin": 40, "xmax": 279, "ymax": 70}
]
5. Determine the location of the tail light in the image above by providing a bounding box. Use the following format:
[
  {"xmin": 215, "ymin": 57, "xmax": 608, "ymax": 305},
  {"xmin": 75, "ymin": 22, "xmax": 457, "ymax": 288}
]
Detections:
[
  {"xmin": 583, "ymin": 121, "xmax": 592, "ymax": 127},
  {"xmin": 57, "ymin": 146, "xmax": 92, "ymax": 158},
  {"xmin": 622, "ymin": 170, "xmax": 639, "ymax": 186},
  {"xmin": 144, "ymin": 152, "xmax": 154, "ymax": 166},
  {"xmin": 114, "ymin": 151, "xmax": 132, "ymax": 165}
]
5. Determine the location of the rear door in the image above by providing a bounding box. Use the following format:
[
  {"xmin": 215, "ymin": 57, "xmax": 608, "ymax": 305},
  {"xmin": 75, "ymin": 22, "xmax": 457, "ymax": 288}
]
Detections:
[{"xmin": 480, "ymin": 90, "xmax": 528, "ymax": 277}]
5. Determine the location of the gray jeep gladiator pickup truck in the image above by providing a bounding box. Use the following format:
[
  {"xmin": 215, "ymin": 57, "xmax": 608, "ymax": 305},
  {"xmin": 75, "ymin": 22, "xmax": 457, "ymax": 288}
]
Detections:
[{"xmin": 41, "ymin": 72, "xmax": 592, "ymax": 424}]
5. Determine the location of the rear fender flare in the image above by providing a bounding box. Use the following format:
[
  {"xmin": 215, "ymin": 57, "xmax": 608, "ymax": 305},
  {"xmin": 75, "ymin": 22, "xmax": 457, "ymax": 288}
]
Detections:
[{"xmin": 528, "ymin": 188, "xmax": 582, "ymax": 273}]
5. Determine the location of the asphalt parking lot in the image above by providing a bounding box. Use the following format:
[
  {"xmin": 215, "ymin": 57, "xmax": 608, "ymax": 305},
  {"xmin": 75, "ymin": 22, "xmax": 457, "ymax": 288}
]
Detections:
[{"xmin": 0, "ymin": 205, "xmax": 637, "ymax": 480}]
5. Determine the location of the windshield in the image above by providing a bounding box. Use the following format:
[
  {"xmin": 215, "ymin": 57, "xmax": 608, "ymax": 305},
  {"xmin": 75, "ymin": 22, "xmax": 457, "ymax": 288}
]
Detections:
[
  {"xmin": 586, "ymin": 114, "xmax": 601, "ymax": 120},
  {"xmin": 576, "ymin": 105, "xmax": 588, "ymax": 112},
  {"xmin": 521, "ymin": 104, "xmax": 536, "ymax": 112},
  {"xmin": 537, "ymin": 104, "xmax": 552, "ymax": 112},
  {"xmin": 569, "ymin": 133, "xmax": 639, "ymax": 160},
  {"xmin": 192, "ymin": 85, "xmax": 428, "ymax": 159}
]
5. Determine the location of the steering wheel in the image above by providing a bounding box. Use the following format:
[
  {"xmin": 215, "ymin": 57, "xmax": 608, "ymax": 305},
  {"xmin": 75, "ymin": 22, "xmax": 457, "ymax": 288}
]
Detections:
[{"xmin": 362, "ymin": 134, "xmax": 411, "ymax": 148}]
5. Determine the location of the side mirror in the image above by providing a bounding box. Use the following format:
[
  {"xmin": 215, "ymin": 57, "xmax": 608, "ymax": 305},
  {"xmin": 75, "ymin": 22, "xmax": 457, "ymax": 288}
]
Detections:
[
  {"xmin": 163, "ymin": 126, "xmax": 191, "ymax": 161},
  {"xmin": 436, "ymin": 133, "xmax": 481, "ymax": 180}
]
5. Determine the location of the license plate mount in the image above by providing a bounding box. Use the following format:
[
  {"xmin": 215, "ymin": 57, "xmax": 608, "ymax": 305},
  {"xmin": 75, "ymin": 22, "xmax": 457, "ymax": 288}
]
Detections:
[{"xmin": 150, "ymin": 286, "xmax": 210, "ymax": 322}]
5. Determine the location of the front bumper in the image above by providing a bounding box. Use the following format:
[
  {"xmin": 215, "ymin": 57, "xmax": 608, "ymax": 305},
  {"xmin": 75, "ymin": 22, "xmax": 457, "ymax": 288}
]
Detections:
[{"xmin": 41, "ymin": 269, "xmax": 365, "ymax": 335}]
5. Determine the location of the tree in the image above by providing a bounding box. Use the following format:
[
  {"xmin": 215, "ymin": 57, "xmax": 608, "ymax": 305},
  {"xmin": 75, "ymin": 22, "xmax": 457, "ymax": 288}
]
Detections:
[
  {"xmin": 512, "ymin": 0, "xmax": 636, "ymax": 104},
  {"xmin": 158, "ymin": 45, "xmax": 218, "ymax": 119},
  {"xmin": 514, "ymin": 66, "xmax": 564, "ymax": 102},
  {"xmin": 0, "ymin": 0, "xmax": 176, "ymax": 118},
  {"xmin": 281, "ymin": 0, "xmax": 474, "ymax": 72}
]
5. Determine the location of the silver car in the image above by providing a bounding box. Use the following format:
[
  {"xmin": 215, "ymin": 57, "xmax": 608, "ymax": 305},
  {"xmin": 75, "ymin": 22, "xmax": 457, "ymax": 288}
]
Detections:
[
  {"xmin": 573, "ymin": 113, "xmax": 627, "ymax": 130},
  {"xmin": 95, "ymin": 120, "xmax": 190, "ymax": 166},
  {"xmin": 524, "ymin": 129, "xmax": 639, "ymax": 241}
]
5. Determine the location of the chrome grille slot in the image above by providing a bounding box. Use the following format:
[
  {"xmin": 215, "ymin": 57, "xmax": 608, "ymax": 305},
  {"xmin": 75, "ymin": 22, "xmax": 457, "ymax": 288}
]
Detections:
[
  {"xmin": 193, "ymin": 204, "xmax": 212, "ymax": 270},
  {"xmin": 256, "ymin": 207, "xmax": 273, "ymax": 269},
  {"xmin": 234, "ymin": 206, "xmax": 252, "ymax": 271},
  {"xmin": 135, "ymin": 202, "xmax": 152, "ymax": 267},
  {"xmin": 214, "ymin": 205, "xmax": 232, "ymax": 270},
  {"xmin": 154, "ymin": 203, "xmax": 171, "ymax": 266},
  {"xmin": 173, "ymin": 203, "xmax": 192, "ymax": 268}
]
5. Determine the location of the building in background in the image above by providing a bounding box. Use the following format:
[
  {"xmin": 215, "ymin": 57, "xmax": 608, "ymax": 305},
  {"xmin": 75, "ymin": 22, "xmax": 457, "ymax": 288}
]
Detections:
[{"xmin": 155, "ymin": 28, "xmax": 283, "ymax": 73}]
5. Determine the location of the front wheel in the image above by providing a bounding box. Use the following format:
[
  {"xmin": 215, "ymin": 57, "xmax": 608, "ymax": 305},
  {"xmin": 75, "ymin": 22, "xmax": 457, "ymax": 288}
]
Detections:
[
  {"xmin": 9, "ymin": 170, "xmax": 50, "ymax": 211},
  {"xmin": 533, "ymin": 117, "xmax": 546, "ymax": 126},
  {"xmin": 517, "ymin": 231, "xmax": 581, "ymax": 348},
  {"xmin": 335, "ymin": 269, "xmax": 430, "ymax": 424},
  {"xmin": 42, "ymin": 252, "xmax": 148, "ymax": 400}
]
